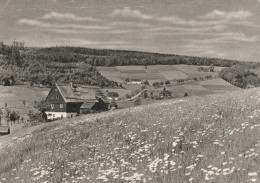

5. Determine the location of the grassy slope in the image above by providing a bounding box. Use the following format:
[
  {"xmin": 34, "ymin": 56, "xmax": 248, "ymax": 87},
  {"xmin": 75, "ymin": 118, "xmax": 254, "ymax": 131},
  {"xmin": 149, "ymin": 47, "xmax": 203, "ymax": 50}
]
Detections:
[
  {"xmin": 96, "ymin": 65, "xmax": 223, "ymax": 83},
  {"xmin": 0, "ymin": 85, "xmax": 50, "ymax": 119},
  {"xmin": 0, "ymin": 89, "xmax": 259, "ymax": 183}
]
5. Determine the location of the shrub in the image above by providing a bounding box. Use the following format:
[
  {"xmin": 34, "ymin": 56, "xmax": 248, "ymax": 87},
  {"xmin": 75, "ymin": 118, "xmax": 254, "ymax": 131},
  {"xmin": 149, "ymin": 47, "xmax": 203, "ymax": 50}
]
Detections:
[
  {"xmin": 144, "ymin": 80, "xmax": 149, "ymax": 85},
  {"xmin": 1, "ymin": 76, "xmax": 15, "ymax": 86},
  {"xmin": 209, "ymin": 64, "xmax": 214, "ymax": 72},
  {"xmin": 165, "ymin": 80, "xmax": 170, "ymax": 85},
  {"xmin": 152, "ymin": 82, "xmax": 159, "ymax": 88},
  {"xmin": 125, "ymin": 93, "xmax": 131, "ymax": 99},
  {"xmin": 134, "ymin": 98, "xmax": 141, "ymax": 106},
  {"xmin": 108, "ymin": 92, "xmax": 119, "ymax": 98}
]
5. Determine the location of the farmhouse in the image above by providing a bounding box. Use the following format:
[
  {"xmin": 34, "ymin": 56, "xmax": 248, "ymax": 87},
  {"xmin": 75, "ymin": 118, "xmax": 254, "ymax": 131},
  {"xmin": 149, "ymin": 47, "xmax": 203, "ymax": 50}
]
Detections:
[
  {"xmin": 127, "ymin": 79, "xmax": 142, "ymax": 85},
  {"xmin": 45, "ymin": 83, "xmax": 110, "ymax": 120}
]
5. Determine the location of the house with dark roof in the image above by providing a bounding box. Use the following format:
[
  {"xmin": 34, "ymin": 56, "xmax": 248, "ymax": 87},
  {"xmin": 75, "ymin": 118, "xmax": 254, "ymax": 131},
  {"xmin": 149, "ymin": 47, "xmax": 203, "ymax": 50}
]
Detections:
[{"xmin": 45, "ymin": 82, "xmax": 110, "ymax": 120}]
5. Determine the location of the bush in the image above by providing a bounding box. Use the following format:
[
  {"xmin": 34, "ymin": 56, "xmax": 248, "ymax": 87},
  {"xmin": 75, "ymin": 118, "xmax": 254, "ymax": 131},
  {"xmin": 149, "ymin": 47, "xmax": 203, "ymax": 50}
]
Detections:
[
  {"xmin": 143, "ymin": 91, "xmax": 148, "ymax": 98},
  {"xmin": 144, "ymin": 80, "xmax": 149, "ymax": 85},
  {"xmin": 165, "ymin": 80, "xmax": 170, "ymax": 85},
  {"xmin": 134, "ymin": 98, "xmax": 141, "ymax": 106},
  {"xmin": 2, "ymin": 77, "xmax": 10, "ymax": 86},
  {"xmin": 209, "ymin": 64, "xmax": 214, "ymax": 72},
  {"xmin": 152, "ymin": 82, "xmax": 159, "ymax": 88},
  {"xmin": 125, "ymin": 93, "xmax": 131, "ymax": 99},
  {"xmin": 2, "ymin": 76, "xmax": 15, "ymax": 86},
  {"xmin": 108, "ymin": 92, "xmax": 119, "ymax": 98}
]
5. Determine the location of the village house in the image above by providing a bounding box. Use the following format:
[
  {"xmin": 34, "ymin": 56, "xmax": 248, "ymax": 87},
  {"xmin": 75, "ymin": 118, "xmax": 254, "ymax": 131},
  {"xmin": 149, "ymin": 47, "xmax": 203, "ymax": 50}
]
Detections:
[
  {"xmin": 44, "ymin": 82, "xmax": 110, "ymax": 120},
  {"xmin": 127, "ymin": 79, "xmax": 142, "ymax": 85}
]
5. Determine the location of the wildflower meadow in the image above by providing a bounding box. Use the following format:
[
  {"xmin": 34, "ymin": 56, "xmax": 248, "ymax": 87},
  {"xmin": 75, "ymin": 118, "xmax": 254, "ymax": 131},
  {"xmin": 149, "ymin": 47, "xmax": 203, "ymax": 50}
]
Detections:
[{"xmin": 0, "ymin": 88, "xmax": 259, "ymax": 182}]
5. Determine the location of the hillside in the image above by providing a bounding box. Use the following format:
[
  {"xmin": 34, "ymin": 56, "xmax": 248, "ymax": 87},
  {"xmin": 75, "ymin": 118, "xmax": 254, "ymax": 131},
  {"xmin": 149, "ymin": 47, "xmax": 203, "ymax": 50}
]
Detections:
[
  {"xmin": 22, "ymin": 46, "xmax": 242, "ymax": 67},
  {"xmin": 1, "ymin": 44, "xmax": 260, "ymax": 88},
  {"xmin": 0, "ymin": 88, "xmax": 259, "ymax": 182}
]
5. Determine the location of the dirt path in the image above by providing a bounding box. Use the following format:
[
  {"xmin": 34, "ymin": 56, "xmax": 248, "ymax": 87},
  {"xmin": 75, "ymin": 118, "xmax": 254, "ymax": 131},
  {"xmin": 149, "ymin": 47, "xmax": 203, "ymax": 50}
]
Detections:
[{"xmin": 124, "ymin": 89, "xmax": 148, "ymax": 101}]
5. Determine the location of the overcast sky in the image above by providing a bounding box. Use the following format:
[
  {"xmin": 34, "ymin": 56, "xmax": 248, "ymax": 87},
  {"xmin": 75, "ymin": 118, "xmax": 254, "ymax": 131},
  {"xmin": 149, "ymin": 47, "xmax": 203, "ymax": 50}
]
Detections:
[{"xmin": 0, "ymin": 0, "xmax": 259, "ymax": 61}]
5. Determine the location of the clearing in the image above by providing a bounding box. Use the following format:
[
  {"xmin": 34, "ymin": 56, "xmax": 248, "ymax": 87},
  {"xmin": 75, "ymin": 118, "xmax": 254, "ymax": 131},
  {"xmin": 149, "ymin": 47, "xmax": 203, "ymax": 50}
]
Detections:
[{"xmin": 0, "ymin": 85, "xmax": 50, "ymax": 119}]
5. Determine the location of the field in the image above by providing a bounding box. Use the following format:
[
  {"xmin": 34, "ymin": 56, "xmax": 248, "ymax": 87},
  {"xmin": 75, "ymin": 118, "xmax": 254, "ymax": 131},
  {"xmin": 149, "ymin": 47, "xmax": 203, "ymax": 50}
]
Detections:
[
  {"xmin": 104, "ymin": 78, "xmax": 239, "ymax": 107},
  {"xmin": 0, "ymin": 88, "xmax": 259, "ymax": 182},
  {"xmin": 97, "ymin": 65, "xmax": 224, "ymax": 83},
  {"xmin": 98, "ymin": 65, "xmax": 238, "ymax": 107},
  {"xmin": 0, "ymin": 85, "xmax": 50, "ymax": 119}
]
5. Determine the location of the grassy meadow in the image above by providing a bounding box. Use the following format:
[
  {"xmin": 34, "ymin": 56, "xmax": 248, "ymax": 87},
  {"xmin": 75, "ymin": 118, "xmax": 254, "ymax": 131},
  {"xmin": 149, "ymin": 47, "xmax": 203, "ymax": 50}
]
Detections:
[
  {"xmin": 97, "ymin": 65, "xmax": 223, "ymax": 84},
  {"xmin": 0, "ymin": 85, "xmax": 50, "ymax": 119},
  {"xmin": 0, "ymin": 88, "xmax": 259, "ymax": 182},
  {"xmin": 104, "ymin": 78, "xmax": 239, "ymax": 109},
  {"xmin": 98, "ymin": 64, "xmax": 238, "ymax": 109}
]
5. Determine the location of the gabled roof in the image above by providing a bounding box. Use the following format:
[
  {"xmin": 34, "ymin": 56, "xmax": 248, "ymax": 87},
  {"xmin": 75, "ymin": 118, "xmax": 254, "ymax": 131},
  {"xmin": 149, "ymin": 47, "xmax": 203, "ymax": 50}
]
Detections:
[
  {"xmin": 97, "ymin": 96, "xmax": 110, "ymax": 104},
  {"xmin": 55, "ymin": 83, "xmax": 101, "ymax": 103},
  {"xmin": 80, "ymin": 99, "xmax": 98, "ymax": 109},
  {"xmin": 131, "ymin": 79, "xmax": 141, "ymax": 81}
]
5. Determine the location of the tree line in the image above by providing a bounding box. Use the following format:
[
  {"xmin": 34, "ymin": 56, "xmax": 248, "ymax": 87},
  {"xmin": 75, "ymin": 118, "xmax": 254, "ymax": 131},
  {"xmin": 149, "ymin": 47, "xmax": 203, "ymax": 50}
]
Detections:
[
  {"xmin": 219, "ymin": 65, "xmax": 260, "ymax": 88},
  {"xmin": 24, "ymin": 46, "xmax": 247, "ymax": 67}
]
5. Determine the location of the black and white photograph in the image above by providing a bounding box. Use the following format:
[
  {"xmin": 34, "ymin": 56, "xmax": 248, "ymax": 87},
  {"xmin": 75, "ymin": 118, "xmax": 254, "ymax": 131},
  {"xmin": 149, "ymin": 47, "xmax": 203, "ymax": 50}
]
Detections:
[{"xmin": 0, "ymin": 0, "xmax": 259, "ymax": 182}]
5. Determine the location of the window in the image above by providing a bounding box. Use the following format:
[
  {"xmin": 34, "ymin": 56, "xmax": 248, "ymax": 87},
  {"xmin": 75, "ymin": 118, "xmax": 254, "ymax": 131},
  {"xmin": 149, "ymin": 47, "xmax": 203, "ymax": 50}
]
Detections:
[
  {"xmin": 60, "ymin": 104, "xmax": 63, "ymax": 108},
  {"xmin": 61, "ymin": 114, "xmax": 63, "ymax": 118},
  {"xmin": 51, "ymin": 104, "xmax": 54, "ymax": 109},
  {"xmin": 53, "ymin": 114, "xmax": 55, "ymax": 117},
  {"xmin": 56, "ymin": 95, "xmax": 59, "ymax": 99},
  {"xmin": 71, "ymin": 114, "xmax": 73, "ymax": 118}
]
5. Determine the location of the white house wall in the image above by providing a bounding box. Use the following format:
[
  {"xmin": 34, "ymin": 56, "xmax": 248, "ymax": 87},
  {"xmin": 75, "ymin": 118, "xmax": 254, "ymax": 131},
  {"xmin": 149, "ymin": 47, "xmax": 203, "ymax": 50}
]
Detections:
[{"xmin": 45, "ymin": 112, "xmax": 77, "ymax": 120}]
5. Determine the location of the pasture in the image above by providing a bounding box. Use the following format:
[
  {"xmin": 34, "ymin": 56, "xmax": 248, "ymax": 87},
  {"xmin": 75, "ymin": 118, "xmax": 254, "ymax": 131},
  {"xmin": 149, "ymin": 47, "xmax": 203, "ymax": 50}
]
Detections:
[
  {"xmin": 97, "ymin": 65, "xmax": 225, "ymax": 83},
  {"xmin": 149, "ymin": 78, "xmax": 239, "ymax": 98},
  {"xmin": 0, "ymin": 88, "xmax": 259, "ymax": 182},
  {"xmin": 0, "ymin": 85, "xmax": 50, "ymax": 119}
]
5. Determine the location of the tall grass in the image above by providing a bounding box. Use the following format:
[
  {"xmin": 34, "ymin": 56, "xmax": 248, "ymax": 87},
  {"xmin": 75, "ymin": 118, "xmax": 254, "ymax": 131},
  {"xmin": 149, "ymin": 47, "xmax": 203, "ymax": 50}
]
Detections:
[{"xmin": 0, "ymin": 88, "xmax": 259, "ymax": 183}]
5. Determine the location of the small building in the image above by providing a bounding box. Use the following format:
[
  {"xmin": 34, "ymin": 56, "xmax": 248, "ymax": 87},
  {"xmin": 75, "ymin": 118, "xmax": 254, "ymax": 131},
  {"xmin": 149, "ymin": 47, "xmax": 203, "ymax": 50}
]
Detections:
[
  {"xmin": 159, "ymin": 88, "xmax": 172, "ymax": 99},
  {"xmin": 198, "ymin": 67, "xmax": 210, "ymax": 72},
  {"xmin": 0, "ymin": 126, "xmax": 10, "ymax": 135},
  {"xmin": 127, "ymin": 79, "xmax": 142, "ymax": 85},
  {"xmin": 44, "ymin": 83, "xmax": 111, "ymax": 120}
]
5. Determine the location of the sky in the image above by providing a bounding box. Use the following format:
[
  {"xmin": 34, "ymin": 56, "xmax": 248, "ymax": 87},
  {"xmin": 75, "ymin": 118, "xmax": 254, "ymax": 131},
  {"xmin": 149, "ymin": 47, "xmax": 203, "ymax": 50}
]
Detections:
[{"xmin": 0, "ymin": 0, "xmax": 260, "ymax": 62}]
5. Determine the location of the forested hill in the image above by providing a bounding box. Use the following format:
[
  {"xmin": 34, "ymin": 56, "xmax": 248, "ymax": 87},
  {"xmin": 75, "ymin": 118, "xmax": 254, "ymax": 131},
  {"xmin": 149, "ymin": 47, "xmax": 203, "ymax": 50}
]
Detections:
[
  {"xmin": 23, "ymin": 46, "xmax": 249, "ymax": 67},
  {"xmin": 0, "ymin": 43, "xmax": 259, "ymax": 87}
]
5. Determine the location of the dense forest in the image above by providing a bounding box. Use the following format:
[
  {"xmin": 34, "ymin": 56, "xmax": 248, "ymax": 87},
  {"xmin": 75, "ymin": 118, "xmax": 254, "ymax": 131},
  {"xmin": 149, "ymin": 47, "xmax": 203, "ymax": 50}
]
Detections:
[
  {"xmin": 23, "ymin": 46, "xmax": 244, "ymax": 67},
  {"xmin": 219, "ymin": 66, "xmax": 260, "ymax": 88},
  {"xmin": 0, "ymin": 42, "xmax": 259, "ymax": 87},
  {"xmin": 0, "ymin": 43, "xmax": 117, "ymax": 87}
]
